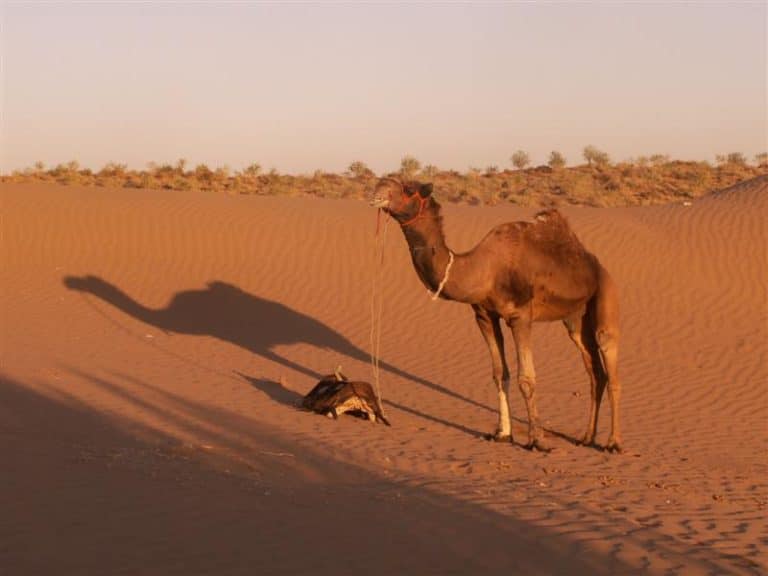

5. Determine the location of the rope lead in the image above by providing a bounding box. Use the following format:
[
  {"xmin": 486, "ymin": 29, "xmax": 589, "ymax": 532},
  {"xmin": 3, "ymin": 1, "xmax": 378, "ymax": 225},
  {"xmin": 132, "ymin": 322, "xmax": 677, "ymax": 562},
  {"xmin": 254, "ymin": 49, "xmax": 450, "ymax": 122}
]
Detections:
[{"xmin": 369, "ymin": 210, "xmax": 390, "ymax": 417}]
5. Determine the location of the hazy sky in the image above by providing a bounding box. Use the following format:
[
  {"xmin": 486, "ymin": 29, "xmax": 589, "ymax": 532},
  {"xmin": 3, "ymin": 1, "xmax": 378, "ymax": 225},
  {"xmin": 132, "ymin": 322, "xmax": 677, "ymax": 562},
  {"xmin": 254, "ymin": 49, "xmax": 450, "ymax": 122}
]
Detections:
[{"xmin": 1, "ymin": 2, "xmax": 765, "ymax": 174}]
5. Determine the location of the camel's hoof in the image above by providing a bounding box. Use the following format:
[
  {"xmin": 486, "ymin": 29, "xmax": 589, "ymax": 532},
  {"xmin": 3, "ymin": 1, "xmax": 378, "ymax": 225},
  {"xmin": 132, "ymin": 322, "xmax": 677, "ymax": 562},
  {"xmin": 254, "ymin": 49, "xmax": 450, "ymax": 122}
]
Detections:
[
  {"xmin": 577, "ymin": 433, "xmax": 596, "ymax": 447},
  {"xmin": 605, "ymin": 440, "xmax": 624, "ymax": 454},
  {"xmin": 483, "ymin": 432, "xmax": 513, "ymax": 443},
  {"xmin": 525, "ymin": 438, "xmax": 552, "ymax": 453}
]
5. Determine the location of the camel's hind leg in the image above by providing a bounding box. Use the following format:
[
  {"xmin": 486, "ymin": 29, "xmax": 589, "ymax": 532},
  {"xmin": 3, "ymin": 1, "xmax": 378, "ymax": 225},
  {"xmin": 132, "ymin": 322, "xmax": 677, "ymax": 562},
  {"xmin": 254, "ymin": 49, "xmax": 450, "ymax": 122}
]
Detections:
[
  {"xmin": 597, "ymin": 329, "xmax": 622, "ymax": 452},
  {"xmin": 564, "ymin": 311, "xmax": 606, "ymax": 447},
  {"xmin": 594, "ymin": 268, "xmax": 622, "ymax": 453},
  {"xmin": 508, "ymin": 315, "xmax": 550, "ymax": 452}
]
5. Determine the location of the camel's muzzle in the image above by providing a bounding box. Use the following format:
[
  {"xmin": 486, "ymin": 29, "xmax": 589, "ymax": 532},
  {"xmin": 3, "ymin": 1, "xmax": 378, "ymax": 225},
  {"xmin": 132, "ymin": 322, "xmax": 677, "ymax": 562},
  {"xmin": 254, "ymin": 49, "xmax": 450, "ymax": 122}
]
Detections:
[{"xmin": 369, "ymin": 195, "xmax": 390, "ymax": 209}]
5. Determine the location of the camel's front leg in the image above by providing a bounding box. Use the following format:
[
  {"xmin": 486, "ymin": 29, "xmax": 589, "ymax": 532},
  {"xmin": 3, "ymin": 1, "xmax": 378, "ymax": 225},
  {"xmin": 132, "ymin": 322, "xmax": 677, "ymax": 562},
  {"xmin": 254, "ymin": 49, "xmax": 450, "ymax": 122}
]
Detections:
[
  {"xmin": 473, "ymin": 306, "xmax": 512, "ymax": 442},
  {"xmin": 509, "ymin": 317, "xmax": 550, "ymax": 452}
]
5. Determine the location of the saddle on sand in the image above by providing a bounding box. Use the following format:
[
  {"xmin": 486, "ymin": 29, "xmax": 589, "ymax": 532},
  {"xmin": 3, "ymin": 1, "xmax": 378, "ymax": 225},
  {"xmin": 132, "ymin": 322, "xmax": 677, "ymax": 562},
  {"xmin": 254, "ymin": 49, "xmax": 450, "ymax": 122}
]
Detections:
[{"xmin": 302, "ymin": 367, "xmax": 390, "ymax": 426}]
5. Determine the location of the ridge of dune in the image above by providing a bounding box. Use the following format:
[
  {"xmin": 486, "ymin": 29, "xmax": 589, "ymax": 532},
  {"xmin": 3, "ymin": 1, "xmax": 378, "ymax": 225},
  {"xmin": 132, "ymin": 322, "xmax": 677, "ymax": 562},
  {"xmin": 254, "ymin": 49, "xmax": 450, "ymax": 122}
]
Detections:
[
  {"xmin": 2, "ymin": 180, "xmax": 766, "ymax": 574},
  {"xmin": 705, "ymin": 173, "xmax": 768, "ymax": 202}
]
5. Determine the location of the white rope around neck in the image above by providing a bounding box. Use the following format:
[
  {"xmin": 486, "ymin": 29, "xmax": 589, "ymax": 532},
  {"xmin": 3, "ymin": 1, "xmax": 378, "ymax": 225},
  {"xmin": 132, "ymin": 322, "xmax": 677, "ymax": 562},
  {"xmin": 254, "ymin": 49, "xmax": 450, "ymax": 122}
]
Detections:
[{"xmin": 429, "ymin": 250, "xmax": 454, "ymax": 301}]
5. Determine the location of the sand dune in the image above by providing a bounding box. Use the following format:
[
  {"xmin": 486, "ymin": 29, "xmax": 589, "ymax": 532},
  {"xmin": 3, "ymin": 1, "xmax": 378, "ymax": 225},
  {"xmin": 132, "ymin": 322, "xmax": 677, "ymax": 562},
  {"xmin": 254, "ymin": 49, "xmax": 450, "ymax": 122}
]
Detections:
[{"xmin": 2, "ymin": 177, "xmax": 766, "ymax": 574}]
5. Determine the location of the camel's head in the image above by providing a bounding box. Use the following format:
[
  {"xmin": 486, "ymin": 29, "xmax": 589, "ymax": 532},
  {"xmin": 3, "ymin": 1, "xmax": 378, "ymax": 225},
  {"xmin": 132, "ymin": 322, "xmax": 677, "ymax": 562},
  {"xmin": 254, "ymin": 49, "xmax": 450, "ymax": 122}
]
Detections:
[{"xmin": 370, "ymin": 177, "xmax": 433, "ymax": 225}]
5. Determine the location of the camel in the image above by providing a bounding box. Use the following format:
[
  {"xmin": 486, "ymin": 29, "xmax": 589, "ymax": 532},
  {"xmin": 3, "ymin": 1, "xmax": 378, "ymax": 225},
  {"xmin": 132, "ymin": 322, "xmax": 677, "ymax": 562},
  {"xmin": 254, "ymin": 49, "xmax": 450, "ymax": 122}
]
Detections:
[{"xmin": 371, "ymin": 177, "xmax": 622, "ymax": 452}]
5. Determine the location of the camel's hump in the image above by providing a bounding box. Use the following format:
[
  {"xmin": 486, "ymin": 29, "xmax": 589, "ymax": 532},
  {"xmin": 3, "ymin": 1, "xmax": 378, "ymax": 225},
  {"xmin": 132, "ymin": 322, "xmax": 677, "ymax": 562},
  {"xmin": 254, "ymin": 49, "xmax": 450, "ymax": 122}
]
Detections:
[
  {"xmin": 533, "ymin": 209, "xmax": 576, "ymax": 235},
  {"xmin": 534, "ymin": 208, "xmax": 569, "ymax": 226},
  {"xmin": 530, "ymin": 208, "xmax": 591, "ymax": 257}
]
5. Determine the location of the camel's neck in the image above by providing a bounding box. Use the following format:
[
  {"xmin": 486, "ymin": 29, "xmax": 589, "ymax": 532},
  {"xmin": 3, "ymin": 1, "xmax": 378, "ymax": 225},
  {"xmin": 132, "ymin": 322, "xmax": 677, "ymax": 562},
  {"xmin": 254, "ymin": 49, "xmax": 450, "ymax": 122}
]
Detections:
[
  {"xmin": 89, "ymin": 281, "xmax": 167, "ymax": 329},
  {"xmin": 400, "ymin": 201, "xmax": 474, "ymax": 303}
]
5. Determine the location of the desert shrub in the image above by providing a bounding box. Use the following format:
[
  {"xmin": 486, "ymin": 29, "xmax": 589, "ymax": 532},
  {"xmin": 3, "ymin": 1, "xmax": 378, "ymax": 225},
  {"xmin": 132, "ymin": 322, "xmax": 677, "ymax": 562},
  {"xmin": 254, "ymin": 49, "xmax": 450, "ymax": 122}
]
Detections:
[
  {"xmin": 596, "ymin": 171, "xmax": 621, "ymax": 192},
  {"xmin": 510, "ymin": 150, "xmax": 530, "ymax": 170},
  {"xmin": 548, "ymin": 151, "xmax": 566, "ymax": 170},
  {"xmin": 240, "ymin": 163, "xmax": 262, "ymax": 179},
  {"xmin": 583, "ymin": 145, "xmax": 610, "ymax": 167},
  {"xmin": 152, "ymin": 163, "xmax": 176, "ymax": 177},
  {"xmin": 175, "ymin": 176, "xmax": 193, "ymax": 190},
  {"xmin": 138, "ymin": 171, "xmax": 156, "ymax": 189},
  {"xmin": 45, "ymin": 161, "xmax": 82, "ymax": 184},
  {"xmin": 5, "ymin": 152, "xmax": 765, "ymax": 207},
  {"xmin": 194, "ymin": 164, "xmax": 214, "ymax": 186},
  {"xmin": 467, "ymin": 167, "xmax": 482, "ymax": 178},
  {"xmin": 716, "ymin": 153, "xmax": 747, "ymax": 166},
  {"xmin": 617, "ymin": 162, "xmax": 635, "ymax": 177},
  {"xmin": 346, "ymin": 160, "xmax": 374, "ymax": 179},
  {"xmin": 422, "ymin": 164, "xmax": 439, "ymax": 178},
  {"xmin": 123, "ymin": 175, "xmax": 145, "ymax": 188},
  {"xmin": 98, "ymin": 162, "xmax": 127, "ymax": 178},
  {"xmin": 215, "ymin": 166, "xmax": 231, "ymax": 179},
  {"xmin": 400, "ymin": 155, "xmax": 421, "ymax": 177}
]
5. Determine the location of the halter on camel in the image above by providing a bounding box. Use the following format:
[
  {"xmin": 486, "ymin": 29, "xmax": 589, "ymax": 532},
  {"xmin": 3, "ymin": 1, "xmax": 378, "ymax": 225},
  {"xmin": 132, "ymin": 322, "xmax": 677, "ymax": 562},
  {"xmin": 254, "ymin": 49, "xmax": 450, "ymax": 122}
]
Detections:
[{"xmin": 379, "ymin": 178, "xmax": 455, "ymax": 300}]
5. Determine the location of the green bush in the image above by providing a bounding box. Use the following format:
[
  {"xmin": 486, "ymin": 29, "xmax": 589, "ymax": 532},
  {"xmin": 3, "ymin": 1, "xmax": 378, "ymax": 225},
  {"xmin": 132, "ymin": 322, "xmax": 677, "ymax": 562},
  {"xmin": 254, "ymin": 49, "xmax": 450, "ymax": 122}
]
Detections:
[
  {"xmin": 511, "ymin": 150, "xmax": 530, "ymax": 170},
  {"xmin": 548, "ymin": 151, "xmax": 566, "ymax": 170},
  {"xmin": 400, "ymin": 155, "xmax": 421, "ymax": 177},
  {"xmin": 583, "ymin": 145, "xmax": 610, "ymax": 167}
]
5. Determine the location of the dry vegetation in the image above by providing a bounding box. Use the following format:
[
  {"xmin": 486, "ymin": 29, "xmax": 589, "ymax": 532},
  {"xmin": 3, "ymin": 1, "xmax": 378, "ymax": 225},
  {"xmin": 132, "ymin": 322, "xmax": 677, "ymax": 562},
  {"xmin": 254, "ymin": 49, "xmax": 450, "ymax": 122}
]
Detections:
[{"xmin": 4, "ymin": 149, "xmax": 766, "ymax": 207}]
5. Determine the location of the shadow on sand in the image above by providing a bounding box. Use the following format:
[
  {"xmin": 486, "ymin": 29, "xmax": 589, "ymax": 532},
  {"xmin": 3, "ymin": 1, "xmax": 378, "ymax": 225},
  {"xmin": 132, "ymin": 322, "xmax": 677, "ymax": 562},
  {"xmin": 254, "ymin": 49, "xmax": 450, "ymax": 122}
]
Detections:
[
  {"xmin": 241, "ymin": 372, "xmax": 584, "ymax": 445},
  {"xmin": 1, "ymin": 373, "xmax": 645, "ymax": 575},
  {"xmin": 62, "ymin": 276, "xmax": 606, "ymax": 446},
  {"xmin": 238, "ymin": 372, "xmax": 486, "ymax": 439},
  {"xmin": 62, "ymin": 275, "xmax": 492, "ymax": 415}
]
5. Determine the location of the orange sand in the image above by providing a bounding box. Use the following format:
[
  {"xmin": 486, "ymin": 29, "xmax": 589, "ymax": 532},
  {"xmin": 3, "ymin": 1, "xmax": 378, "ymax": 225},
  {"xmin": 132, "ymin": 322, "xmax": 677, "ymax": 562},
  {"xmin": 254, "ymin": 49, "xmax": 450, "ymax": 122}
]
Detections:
[{"xmin": 2, "ymin": 177, "xmax": 766, "ymax": 574}]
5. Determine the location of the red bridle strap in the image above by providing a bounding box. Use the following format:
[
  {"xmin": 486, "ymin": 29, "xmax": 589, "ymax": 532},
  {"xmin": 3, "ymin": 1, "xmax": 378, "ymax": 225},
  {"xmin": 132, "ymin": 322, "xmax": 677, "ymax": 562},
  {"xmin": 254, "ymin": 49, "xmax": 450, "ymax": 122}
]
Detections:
[{"xmin": 399, "ymin": 193, "xmax": 430, "ymax": 228}]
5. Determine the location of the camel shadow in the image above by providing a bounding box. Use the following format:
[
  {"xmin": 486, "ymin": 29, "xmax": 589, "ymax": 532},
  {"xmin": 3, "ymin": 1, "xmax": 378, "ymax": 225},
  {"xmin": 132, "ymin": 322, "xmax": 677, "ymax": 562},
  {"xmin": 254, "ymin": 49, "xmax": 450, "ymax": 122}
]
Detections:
[{"xmin": 63, "ymin": 275, "xmax": 491, "ymax": 414}]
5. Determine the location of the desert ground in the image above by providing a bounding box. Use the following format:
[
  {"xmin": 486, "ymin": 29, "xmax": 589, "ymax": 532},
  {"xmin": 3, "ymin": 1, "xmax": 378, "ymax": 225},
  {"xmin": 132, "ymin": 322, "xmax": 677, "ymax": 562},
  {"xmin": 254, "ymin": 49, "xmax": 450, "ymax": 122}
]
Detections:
[{"xmin": 2, "ymin": 177, "xmax": 766, "ymax": 574}]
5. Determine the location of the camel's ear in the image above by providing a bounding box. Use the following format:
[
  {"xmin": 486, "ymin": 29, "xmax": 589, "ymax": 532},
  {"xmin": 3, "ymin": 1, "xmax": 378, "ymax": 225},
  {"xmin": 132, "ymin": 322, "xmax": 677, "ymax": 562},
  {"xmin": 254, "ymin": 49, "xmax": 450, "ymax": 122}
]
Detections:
[{"xmin": 418, "ymin": 183, "xmax": 433, "ymax": 198}]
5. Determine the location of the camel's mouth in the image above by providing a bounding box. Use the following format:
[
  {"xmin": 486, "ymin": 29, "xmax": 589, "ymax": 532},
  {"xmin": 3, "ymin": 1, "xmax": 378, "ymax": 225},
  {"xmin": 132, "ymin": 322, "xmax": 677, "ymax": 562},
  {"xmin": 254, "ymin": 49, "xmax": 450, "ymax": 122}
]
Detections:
[{"xmin": 369, "ymin": 196, "xmax": 390, "ymax": 209}]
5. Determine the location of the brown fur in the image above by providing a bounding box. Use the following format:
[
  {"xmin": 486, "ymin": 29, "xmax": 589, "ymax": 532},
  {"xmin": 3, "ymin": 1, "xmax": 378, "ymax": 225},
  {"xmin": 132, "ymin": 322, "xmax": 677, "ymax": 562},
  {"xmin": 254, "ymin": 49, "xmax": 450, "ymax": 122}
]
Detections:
[
  {"xmin": 372, "ymin": 178, "xmax": 622, "ymax": 452},
  {"xmin": 302, "ymin": 370, "xmax": 391, "ymax": 426}
]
